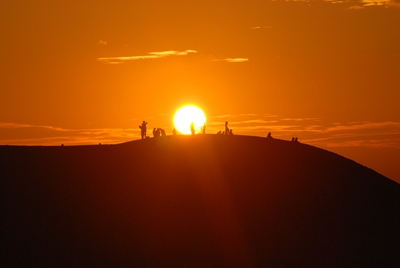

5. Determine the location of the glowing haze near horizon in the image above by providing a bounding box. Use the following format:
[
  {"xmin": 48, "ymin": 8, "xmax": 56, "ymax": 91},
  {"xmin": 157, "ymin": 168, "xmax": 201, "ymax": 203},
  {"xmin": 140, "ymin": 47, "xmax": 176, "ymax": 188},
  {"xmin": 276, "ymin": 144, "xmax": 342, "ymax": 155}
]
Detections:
[{"xmin": 1, "ymin": 1, "xmax": 399, "ymax": 182}]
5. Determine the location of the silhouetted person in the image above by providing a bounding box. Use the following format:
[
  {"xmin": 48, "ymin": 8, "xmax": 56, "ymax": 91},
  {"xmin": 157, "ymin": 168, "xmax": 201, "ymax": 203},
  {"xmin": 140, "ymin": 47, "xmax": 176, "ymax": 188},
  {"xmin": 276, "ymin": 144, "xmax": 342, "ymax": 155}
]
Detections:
[
  {"xmin": 172, "ymin": 128, "xmax": 177, "ymax": 136},
  {"xmin": 190, "ymin": 122, "xmax": 195, "ymax": 135},
  {"xmin": 266, "ymin": 132, "xmax": 272, "ymax": 139},
  {"xmin": 160, "ymin": 128, "xmax": 166, "ymax": 137},
  {"xmin": 217, "ymin": 131, "xmax": 222, "ymax": 135},
  {"xmin": 229, "ymin": 129, "xmax": 233, "ymax": 135},
  {"xmin": 201, "ymin": 123, "xmax": 206, "ymax": 134},
  {"xmin": 155, "ymin": 128, "xmax": 161, "ymax": 138},
  {"xmin": 225, "ymin": 121, "xmax": 229, "ymax": 134},
  {"xmin": 140, "ymin": 121, "xmax": 148, "ymax": 139}
]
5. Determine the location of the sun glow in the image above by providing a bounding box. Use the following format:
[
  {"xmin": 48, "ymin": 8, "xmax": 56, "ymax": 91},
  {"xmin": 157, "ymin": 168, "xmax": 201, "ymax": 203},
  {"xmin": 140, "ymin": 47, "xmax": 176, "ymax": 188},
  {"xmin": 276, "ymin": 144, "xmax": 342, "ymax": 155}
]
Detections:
[{"xmin": 173, "ymin": 105, "xmax": 206, "ymax": 135}]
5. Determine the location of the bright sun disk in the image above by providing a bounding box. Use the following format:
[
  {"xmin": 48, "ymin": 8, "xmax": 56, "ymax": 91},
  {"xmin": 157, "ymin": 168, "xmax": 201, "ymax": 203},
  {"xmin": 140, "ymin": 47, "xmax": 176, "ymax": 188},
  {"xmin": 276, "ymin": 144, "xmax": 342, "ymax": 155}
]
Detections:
[{"xmin": 173, "ymin": 105, "xmax": 206, "ymax": 135}]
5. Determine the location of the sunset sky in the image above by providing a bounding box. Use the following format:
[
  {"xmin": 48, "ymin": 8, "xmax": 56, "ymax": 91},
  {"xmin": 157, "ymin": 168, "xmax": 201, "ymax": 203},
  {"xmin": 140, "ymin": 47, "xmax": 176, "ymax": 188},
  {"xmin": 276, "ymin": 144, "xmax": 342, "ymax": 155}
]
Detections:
[{"xmin": 1, "ymin": 1, "xmax": 399, "ymax": 182}]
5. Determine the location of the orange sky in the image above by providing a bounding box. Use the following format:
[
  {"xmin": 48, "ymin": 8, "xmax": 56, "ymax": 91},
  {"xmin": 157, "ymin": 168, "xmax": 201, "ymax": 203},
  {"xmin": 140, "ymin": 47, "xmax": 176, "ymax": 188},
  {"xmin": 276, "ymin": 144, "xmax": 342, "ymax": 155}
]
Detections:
[{"xmin": 1, "ymin": 1, "xmax": 399, "ymax": 182}]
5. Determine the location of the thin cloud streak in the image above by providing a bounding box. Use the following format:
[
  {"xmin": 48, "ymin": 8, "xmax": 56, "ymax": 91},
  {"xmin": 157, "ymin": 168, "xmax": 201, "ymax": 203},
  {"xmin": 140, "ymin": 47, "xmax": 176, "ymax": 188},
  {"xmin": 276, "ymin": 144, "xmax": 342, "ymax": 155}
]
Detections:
[
  {"xmin": 324, "ymin": 121, "xmax": 400, "ymax": 132},
  {"xmin": 213, "ymin": 58, "xmax": 249, "ymax": 63},
  {"xmin": 208, "ymin": 114, "xmax": 400, "ymax": 148},
  {"xmin": 97, "ymin": 40, "xmax": 108, "ymax": 45},
  {"xmin": 294, "ymin": 0, "xmax": 399, "ymax": 8},
  {"xmin": 98, "ymin": 50, "xmax": 197, "ymax": 64},
  {"xmin": 251, "ymin": 26, "xmax": 272, "ymax": 30},
  {"xmin": 2, "ymin": 118, "xmax": 399, "ymax": 148},
  {"xmin": 0, "ymin": 122, "xmax": 139, "ymax": 145}
]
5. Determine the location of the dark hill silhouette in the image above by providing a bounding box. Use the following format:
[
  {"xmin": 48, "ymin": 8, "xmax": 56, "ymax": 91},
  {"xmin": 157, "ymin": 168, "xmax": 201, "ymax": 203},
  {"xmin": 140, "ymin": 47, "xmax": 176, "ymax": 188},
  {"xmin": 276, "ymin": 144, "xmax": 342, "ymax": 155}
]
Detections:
[{"xmin": 2, "ymin": 135, "xmax": 399, "ymax": 267}]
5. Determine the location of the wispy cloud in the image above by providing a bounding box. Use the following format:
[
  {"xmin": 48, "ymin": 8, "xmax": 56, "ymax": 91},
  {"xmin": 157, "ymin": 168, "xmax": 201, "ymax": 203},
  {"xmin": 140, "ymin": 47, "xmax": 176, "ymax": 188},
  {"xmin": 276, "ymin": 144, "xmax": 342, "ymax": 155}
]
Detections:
[
  {"xmin": 213, "ymin": 58, "xmax": 249, "ymax": 63},
  {"xmin": 211, "ymin": 113, "xmax": 265, "ymax": 119},
  {"xmin": 251, "ymin": 26, "xmax": 272, "ymax": 30},
  {"xmin": 206, "ymin": 114, "xmax": 400, "ymax": 148},
  {"xmin": 97, "ymin": 40, "xmax": 108, "ymax": 45},
  {"xmin": 2, "ymin": 118, "xmax": 399, "ymax": 149},
  {"xmin": 360, "ymin": 0, "xmax": 386, "ymax": 6},
  {"xmin": 97, "ymin": 50, "xmax": 197, "ymax": 64},
  {"xmin": 295, "ymin": 0, "xmax": 400, "ymax": 8},
  {"xmin": 347, "ymin": 5, "xmax": 365, "ymax": 10},
  {"xmin": 324, "ymin": 121, "xmax": 400, "ymax": 132},
  {"xmin": 0, "ymin": 122, "xmax": 140, "ymax": 145}
]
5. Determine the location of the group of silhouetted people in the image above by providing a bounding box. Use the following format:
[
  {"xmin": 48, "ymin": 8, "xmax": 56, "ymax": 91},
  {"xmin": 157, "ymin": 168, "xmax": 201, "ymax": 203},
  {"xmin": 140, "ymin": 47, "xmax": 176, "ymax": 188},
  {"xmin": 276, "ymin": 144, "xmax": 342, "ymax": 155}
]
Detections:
[
  {"xmin": 140, "ymin": 120, "xmax": 301, "ymax": 142},
  {"xmin": 153, "ymin": 128, "xmax": 166, "ymax": 138},
  {"xmin": 140, "ymin": 120, "xmax": 208, "ymax": 138},
  {"xmin": 266, "ymin": 132, "xmax": 299, "ymax": 142},
  {"xmin": 216, "ymin": 130, "xmax": 233, "ymax": 135},
  {"xmin": 139, "ymin": 121, "xmax": 167, "ymax": 138},
  {"xmin": 216, "ymin": 121, "xmax": 234, "ymax": 135}
]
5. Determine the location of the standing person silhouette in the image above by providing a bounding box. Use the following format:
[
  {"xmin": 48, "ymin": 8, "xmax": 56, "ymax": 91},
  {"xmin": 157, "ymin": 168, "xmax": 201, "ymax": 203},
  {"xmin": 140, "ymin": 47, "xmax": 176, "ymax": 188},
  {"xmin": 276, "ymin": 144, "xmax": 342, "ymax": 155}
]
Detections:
[
  {"xmin": 225, "ymin": 121, "xmax": 229, "ymax": 134},
  {"xmin": 140, "ymin": 121, "xmax": 148, "ymax": 139},
  {"xmin": 190, "ymin": 122, "xmax": 195, "ymax": 135}
]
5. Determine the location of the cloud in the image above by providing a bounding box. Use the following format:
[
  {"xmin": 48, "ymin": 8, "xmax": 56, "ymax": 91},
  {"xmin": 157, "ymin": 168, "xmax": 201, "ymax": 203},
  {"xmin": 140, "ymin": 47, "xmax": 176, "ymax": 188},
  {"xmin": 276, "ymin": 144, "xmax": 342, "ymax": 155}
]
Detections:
[
  {"xmin": 347, "ymin": 5, "xmax": 365, "ymax": 9},
  {"xmin": 311, "ymin": 0, "xmax": 400, "ymax": 8},
  {"xmin": 213, "ymin": 58, "xmax": 249, "ymax": 63},
  {"xmin": 324, "ymin": 121, "xmax": 400, "ymax": 132},
  {"xmin": 346, "ymin": 0, "xmax": 400, "ymax": 7},
  {"xmin": 2, "ymin": 118, "xmax": 399, "ymax": 149},
  {"xmin": 0, "ymin": 122, "xmax": 140, "ymax": 145},
  {"xmin": 226, "ymin": 58, "xmax": 249, "ymax": 63},
  {"xmin": 281, "ymin": 117, "xmax": 321, "ymax": 122},
  {"xmin": 97, "ymin": 40, "xmax": 108, "ymax": 45},
  {"xmin": 301, "ymin": 121, "xmax": 400, "ymax": 148},
  {"xmin": 251, "ymin": 26, "xmax": 272, "ymax": 30},
  {"xmin": 205, "ymin": 114, "xmax": 400, "ymax": 148},
  {"xmin": 360, "ymin": 0, "xmax": 386, "ymax": 6},
  {"xmin": 97, "ymin": 50, "xmax": 197, "ymax": 64}
]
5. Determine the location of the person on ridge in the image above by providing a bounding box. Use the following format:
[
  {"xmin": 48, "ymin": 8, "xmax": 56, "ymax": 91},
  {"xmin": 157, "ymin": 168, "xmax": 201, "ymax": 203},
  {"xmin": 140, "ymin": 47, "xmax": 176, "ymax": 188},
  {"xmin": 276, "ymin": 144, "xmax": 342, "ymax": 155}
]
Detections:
[
  {"xmin": 225, "ymin": 121, "xmax": 229, "ymax": 134},
  {"xmin": 140, "ymin": 121, "xmax": 148, "ymax": 139},
  {"xmin": 201, "ymin": 123, "xmax": 206, "ymax": 134},
  {"xmin": 160, "ymin": 128, "xmax": 166, "ymax": 137},
  {"xmin": 190, "ymin": 122, "xmax": 195, "ymax": 135}
]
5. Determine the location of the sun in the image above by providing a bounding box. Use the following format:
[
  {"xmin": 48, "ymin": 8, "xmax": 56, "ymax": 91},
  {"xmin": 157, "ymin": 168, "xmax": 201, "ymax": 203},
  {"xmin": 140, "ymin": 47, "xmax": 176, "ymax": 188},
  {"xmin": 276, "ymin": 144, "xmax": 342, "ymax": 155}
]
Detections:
[{"xmin": 173, "ymin": 105, "xmax": 206, "ymax": 135}]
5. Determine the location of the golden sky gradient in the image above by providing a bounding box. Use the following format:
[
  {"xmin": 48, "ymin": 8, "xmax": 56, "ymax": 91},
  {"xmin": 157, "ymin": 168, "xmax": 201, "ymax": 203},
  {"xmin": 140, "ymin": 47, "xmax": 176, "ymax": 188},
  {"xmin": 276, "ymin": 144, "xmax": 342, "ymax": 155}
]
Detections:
[{"xmin": 1, "ymin": 1, "xmax": 399, "ymax": 182}]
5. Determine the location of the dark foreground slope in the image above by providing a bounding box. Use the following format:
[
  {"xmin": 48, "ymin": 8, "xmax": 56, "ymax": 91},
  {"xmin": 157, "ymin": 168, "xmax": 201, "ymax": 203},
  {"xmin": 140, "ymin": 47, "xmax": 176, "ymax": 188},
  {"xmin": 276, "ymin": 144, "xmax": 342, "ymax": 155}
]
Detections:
[{"xmin": 2, "ymin": 135, "xmax": 399, "ymax": 267}]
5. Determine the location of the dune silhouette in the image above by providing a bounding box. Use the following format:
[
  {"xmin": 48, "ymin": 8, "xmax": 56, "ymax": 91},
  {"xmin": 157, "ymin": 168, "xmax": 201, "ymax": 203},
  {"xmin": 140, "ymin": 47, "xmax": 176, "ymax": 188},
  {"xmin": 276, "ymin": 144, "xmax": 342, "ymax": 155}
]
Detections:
[{"xmin": 2, "ymin": 135, "xmax": 399, "ymax": 267}]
